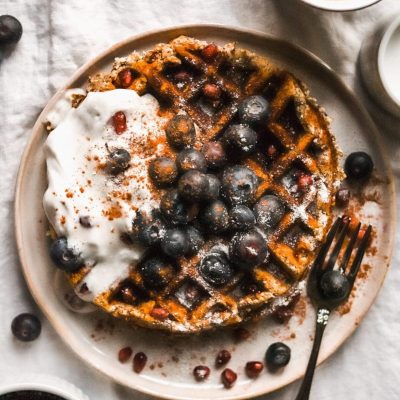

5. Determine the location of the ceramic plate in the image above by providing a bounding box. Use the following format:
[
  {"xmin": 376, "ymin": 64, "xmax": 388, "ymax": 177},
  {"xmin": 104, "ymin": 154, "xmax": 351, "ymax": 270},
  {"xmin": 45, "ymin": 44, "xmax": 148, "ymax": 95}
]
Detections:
[{"xmin": 15, "ymin": 25, "xmax": 396, "ymax": 400}]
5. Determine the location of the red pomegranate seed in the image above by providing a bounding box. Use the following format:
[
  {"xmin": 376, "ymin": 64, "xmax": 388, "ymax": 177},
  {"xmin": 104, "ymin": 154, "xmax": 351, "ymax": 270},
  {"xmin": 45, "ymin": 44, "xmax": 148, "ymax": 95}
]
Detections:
[
  {"xmin": 221, "ymin": 368, "xmax": 237, "ymax": 388},
  {"xmin": 113, "ymin": 111, "xmax": 127, "ymax": 134},
  {"xmin": 118, "ymin": 346, "xmax": 133, "ymax": 363},
  {"xmin": 357, "ymin": 228, "xmax": 367, "ymax": 241},
  {"xmin": 267, "ymin": 144, "xmax": 278, "ymax": 158},
  {"xmin": 245, "ymin": 361, "xmax": 264, "ymax": 378},
  {"xmin": 193, "ymin": 365, "xmax": 210, "ymax": 381},
  {"xmin": 201, "ymin": 43, "xmax": 218, "ymax": 62},
  {"xmin": 298, "ymin": 174, "xmax": 313, "ymax": 191},
  {"xmin": 118, "ymin": 69, "xmax": 133, "ymax": 88},
  {"xmin": 133, "ymin": 352, "xmax": 147, "ymax": 373},
  {"xmin": 150, "ymin": 306, "xmax": 169, "ymax": 321},
  {"xmin": 216, "ymin": 350, "xmax": 231, "ymax": 367},
  {"xmin": 174, "ymin": 71, "xmax": 191, "ymax": 82},
  {"xmin": 203, "ymin": 83, "xmax": 221, "ymax": 100}
]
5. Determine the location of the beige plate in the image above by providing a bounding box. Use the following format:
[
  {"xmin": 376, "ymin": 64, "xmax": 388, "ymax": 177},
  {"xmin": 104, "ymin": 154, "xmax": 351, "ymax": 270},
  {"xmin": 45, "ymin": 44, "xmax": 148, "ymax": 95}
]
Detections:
[{"xmin": 15, "ymin": 25, "xmax": 396, "ymax": 400}]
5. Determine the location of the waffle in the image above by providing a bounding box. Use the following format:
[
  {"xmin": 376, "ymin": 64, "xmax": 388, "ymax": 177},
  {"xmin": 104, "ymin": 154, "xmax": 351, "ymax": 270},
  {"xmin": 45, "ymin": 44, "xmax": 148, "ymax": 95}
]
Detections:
[{"xmin": 67, "ymin": 36, "xmax": 342, "ymax": 333}]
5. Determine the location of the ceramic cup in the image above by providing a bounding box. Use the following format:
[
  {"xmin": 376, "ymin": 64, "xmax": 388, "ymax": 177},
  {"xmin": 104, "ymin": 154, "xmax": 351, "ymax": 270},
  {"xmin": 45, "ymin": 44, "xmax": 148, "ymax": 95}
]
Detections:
[
  {"xmin": 360, "ymin": 15, "xmax": 400, "ymax": 118},
  {"xmin": 0, "ymin": 374, "xmax": 89, "ymax": 400},
  {"xmin": 299, "ymin": 0, "xmax": 381, "ymax": 11}
]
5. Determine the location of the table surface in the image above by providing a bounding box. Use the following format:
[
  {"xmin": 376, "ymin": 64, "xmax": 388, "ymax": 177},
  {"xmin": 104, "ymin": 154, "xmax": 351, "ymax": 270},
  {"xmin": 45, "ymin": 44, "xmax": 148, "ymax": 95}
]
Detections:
[{"xmin": 1, "ymin": 1, "xmax": 399, "ymax": 399}]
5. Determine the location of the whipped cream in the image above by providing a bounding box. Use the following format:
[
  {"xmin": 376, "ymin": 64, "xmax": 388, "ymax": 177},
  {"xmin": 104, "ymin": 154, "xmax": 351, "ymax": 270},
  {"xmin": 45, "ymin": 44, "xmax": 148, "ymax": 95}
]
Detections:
[{"xmin": 43, "ymin": 89, "xmax": 167, "ymax": 300}]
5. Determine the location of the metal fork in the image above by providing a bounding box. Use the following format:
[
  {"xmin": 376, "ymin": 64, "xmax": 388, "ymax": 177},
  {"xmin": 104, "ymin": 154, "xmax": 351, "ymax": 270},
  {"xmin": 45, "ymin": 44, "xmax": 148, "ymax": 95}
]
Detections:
[{"xmin": 295, "ymin": 217, "xmax": 372, "ymax": 400}]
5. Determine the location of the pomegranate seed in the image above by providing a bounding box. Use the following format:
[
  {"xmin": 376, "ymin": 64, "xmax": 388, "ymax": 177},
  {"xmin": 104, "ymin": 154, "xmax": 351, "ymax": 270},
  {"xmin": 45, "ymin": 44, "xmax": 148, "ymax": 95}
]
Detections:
[
  {"xmin": 201, "ymin": 43, "xmax": 218, "ymax": 62},
  {"xmin": 202, "ymin": 83, "xmax": 221, "ymax": 100},
  {"xmin": 342, "ymin": 215, "xmax": 351, "ymax": 225},
  {"xmin": 118, "ymin": 346, "xmax": 133, "ymax": 363},
  {"xmin": 133, "ymin": 352, "xmax": 147, "ymax": 373},
  {"xmin": 298, "ymin": 174, "xmax": 313, "ymax": 191},
  {"xmin": 267, "ymin": 144, "xmax": 277, "ymax": 158},
  {"xmin": 150, "ymin": 306, "xmax": 169, "ymax": 320},
  {"xmin": 118, "ymin": 69, "xmax": 133, "ymax": 88},
  {"xmin": 336, "ymin": 188, "xmax": 350, "ymax": 206},
  {"xmin": 233, "ymin": 327, "xmax": 251, "ymax": 342},
  {"xmin": 193, "ymin": 365, "xmax": 210, "ymax": 381},
  {"xmin": 119, "ymin": 286, "xmax": 137, "ymax": 305},
  {"xmin": 174, "ymin": 71, "xmax": 191, "ymax": 82},
  {"xmin": 245, "ymin": 361, "xmax": 264, "ymax": 378},
  {"xmin": 216, "ymin": 350, "xmax": 231, "ymax": 367},
  {"xmin": 357, "ymin": 228, "xmax": 367, "ymax": 241},
  {"xmin": 113, "ymin": 111, "xmax": 127, "ymax": 134},
  {"xmin": 221, "ymin": 368, "xmax": 237, "ymax": 388}
]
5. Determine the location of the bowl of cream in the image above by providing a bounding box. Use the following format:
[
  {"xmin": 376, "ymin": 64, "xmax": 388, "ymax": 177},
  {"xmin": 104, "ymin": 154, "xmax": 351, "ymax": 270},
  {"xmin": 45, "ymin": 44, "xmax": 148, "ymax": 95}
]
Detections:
[{"xmin": 360, "ymin": 15, "xmax": 400, "ymax": 118}]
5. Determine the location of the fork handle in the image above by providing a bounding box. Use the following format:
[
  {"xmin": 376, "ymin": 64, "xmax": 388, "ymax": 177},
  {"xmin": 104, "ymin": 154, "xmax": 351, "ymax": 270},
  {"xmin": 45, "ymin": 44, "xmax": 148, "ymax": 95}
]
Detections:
[{"xmin": 294, "ymin": 308, "xmax": 330, "ymax": 400}]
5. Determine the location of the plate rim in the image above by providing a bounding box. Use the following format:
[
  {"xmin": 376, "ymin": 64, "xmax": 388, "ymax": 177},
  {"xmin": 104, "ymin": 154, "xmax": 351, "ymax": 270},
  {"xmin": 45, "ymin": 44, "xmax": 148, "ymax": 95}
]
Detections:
[{"xmin": 14, "ymin": 23, "xmax": 397, "ymax": 400}]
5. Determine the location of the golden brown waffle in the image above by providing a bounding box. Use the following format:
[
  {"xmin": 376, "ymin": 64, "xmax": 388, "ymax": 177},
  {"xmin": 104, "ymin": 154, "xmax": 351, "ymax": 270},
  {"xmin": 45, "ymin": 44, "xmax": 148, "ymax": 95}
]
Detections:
[{"xmin": 68, "ymin": 36, "xmax": 342, "ymax": 333}]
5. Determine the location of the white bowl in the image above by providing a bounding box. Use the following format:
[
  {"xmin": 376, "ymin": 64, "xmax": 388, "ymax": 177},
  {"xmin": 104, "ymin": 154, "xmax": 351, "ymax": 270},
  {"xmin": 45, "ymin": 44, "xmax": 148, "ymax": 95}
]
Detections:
[
  {"xmin": 300, "ymin": 0, "xmax": 381, "ymax": 11},
  {"xmin": 360, "ymin": 15, "xmax": 400, "ymax": 118},
  {"xmin": 0, "ymin": 374, "xmax": 89, "ymax": 400}
]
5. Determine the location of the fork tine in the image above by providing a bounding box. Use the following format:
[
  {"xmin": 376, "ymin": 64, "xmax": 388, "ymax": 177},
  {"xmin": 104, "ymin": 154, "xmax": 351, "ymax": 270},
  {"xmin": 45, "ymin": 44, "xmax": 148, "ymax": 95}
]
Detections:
[
  {"xmin": 324, "ymin": 218, "xmax": 351, "ymax": 272},
  {"xmin": 310, "ymin": 218, "xmax": 342, "ymax": 277},
  {"xmin": 339, "ymin": 222, "xmax": 361, "ymax": 274},
  {"xmin": 347, "ymin": 225, "xmax": 372, "ymax": 287}
]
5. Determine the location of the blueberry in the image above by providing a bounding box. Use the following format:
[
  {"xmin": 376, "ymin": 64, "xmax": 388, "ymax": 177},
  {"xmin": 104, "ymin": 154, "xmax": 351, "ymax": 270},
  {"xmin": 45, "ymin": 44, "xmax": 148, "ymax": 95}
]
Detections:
[
  {"xmin": 254, "ymin": 195, "xmax": 285, "ymax": 230},
  {"xmin": 198, "ymin": 252, "xmax": 234, "ymax": 286},
  {"xmin": 229, "ymin": 230, "xmax": 267, "ymax": 269},
  {"xmin": 222, "ymin": 124, "xmax": 258, "ymax": 157},
  {"xmin": 139, "ymin": 257, "xmax": 175, "ymax": 290},
  {"xmin": 238, "ymin": 95, "xmax": 270, "ymax": 126},
  {"xmin": 178, "ymin": 170, "xmax": 209, "ymax": 202},
  {"xmin": 185, "ymin": 226, "xmax": 205, "ymax": 255},
  {"xmin": 204, "ymin": 174, "xmax": 221, "ymax": 201},
  {"xmin": 344, "ymin": 152, "xmax": 373, "ymax": 180},
  {"xmin": 161, "ymin": 228, "xmax": 190, "ymax": 257},
  {"xmin": 266, "ymin": 342, "xmax": 291, "ymax": 371},
  {"xmin": 200, "ymin": 200, "xmax": 229, "ymax": 234},
  {"xmin": 49, "ymin": 237, "xmax": 83, "ymax": 272},
  {"xmin": 176, "ymin": 149, "xmax": 207, "ymax": 173},
  {"xmin": 166, "ymin": 114, "xmax": 196, "ymax": 149},
  {"xmin": 149, "ymin": 157, "xmax": 178, "ymax": 186},
  {"xmin": 229, "ymin": 205, "xmax": 255, "ymax": 231},
  {"xmin": 202, "ymin": 142, "xmax": 227, "ymax": 169},
  {"xmin": 11, "ymin": 313, "xmax": 41, "ymax": 342},
  {"xmin": 160, "ymin": 189, "xmax": 198, "ymax": 225},
  {"xmin": 221, "ymin": 165, "xmax": 258, "ymax": 206},
  {"xmin": 319, "ymin": 270, "xmax": 350, "ymax": 301},
  {"xmin": 0, "ymin": 15, "xmax": 23, "ymax": 46},
  {"xmin": 107, "ymin": 147, "xmax": 131, "ymax": 175},
  {"xmin": 138, "ymin": 217, "xmax": 167, "ymax": 246}
]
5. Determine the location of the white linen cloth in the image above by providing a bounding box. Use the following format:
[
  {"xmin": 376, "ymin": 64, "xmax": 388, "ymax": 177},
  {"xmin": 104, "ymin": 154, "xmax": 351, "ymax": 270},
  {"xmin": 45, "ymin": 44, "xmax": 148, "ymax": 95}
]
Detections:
[{"xmin": 1, "ymin": 1, "xmax": 399, "ymax": 399}]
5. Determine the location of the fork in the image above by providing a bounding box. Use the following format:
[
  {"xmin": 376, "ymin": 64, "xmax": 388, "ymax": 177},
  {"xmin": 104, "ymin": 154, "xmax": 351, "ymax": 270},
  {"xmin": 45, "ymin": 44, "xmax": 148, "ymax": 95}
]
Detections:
[{"xmin": 294, "ymin": 217, "xmax": 372, "ymax": 400}]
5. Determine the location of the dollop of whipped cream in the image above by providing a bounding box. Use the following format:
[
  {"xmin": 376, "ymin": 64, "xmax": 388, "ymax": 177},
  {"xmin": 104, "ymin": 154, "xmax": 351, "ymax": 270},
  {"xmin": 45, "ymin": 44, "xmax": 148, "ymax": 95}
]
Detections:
[{"xmin": 43, "ymin": 89, "xmax": 167, "ymax": 301}]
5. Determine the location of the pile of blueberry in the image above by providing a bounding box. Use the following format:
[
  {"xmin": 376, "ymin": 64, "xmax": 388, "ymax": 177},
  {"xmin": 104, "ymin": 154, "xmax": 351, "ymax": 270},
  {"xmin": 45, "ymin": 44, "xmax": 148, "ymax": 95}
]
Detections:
[{"xmin": 130, "ymin": 95, "xmax": 287, "ymax": 289}]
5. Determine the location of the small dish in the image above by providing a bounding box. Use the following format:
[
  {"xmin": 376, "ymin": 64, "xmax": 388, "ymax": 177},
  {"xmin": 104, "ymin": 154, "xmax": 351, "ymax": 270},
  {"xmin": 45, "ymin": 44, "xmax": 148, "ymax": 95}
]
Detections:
[
  {"xmin": 0, "ymin": 374, "xmax": 89, "ymax": 400},
  {"xmin": 300, "ymin": 0, "xmax": 381, "ymax": 11},
  {"xmin": 360, "ymin": 15, "xmax": 400, "ymax": 118}
]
